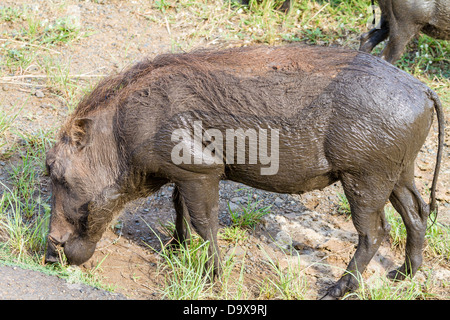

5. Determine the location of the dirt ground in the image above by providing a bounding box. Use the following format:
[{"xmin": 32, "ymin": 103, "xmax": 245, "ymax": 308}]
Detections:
[{"xmin": 0, "ymin": 0, "xmax": 448, "ymax": 300}]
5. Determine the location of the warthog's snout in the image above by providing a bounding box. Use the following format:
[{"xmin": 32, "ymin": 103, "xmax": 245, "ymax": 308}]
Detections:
[
  {"xmin": 45, "ymin": 232, "xmax": 96, "ymax": 265},
  {"xmin": 63, "ymin": 236, "xmax": 97, "ymax": 266}
]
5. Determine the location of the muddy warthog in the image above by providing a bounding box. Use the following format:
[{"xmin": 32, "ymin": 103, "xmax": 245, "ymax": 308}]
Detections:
[
  {"xmin": 45, "ymin": 45, "xmax": 444, "ymax": 299},
  {"xmin": 360, "ymin": 0, "xmax": 450, "ymax": 64}
]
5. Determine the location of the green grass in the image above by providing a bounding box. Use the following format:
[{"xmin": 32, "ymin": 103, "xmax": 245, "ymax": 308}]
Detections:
[
  {"xmin": 146, "ymin": 219, "xmax": 304, "ymax": 300},
  {"xmin": 336, "ymin": 192, "xmax": 351, "ymax": 216},
  {"xmin": 259, "ymin": 248, "xmax": 308, "ymax": 300},
  {"xmin": 398, "ymin": 35, "xmax": 450, "ymax": 78},
  {"xmin": 144, "ymin": 220, "xmax": 217, "ymax": 299},
  {"xmin": 0, "ymin": 185, "xmax": 49, "ymax": 261},
  {"xmin": 0, "ymin": 107, "xmax": 20, "ymax": 150},
  {"xmin": 228, "ymin": 191, "xmax": 272, "ymax": 229},
  {"xmin": 40, "ymin": 56, "xmax": 94, "ymax": 113},
  {"xmin": 0, "ymin": 6, "xmax": 26, "ymax": 22},
  {"xmin": 344, "ymin": 269, "xmax": 437, "ymax": 300},
  {"xmin": 2, "ymin": 5, "xmax": 84, "ymax": 46},
  {"xmin": 0, "ymin": 4, "xmax": 94, "ymax": 113},
  {"xmin": 0, "ymin": 126, "xmax": 54, "ymax": 258},
  {"xmin": 384, "ymin": 205, "xmax": 450, "ymax": 261},
  {"xmin": 219, "ymin": 225, "xmax": 249, "ymax": 243},
  {"xmin": 156, "ymin": 236, "xmax": 215, "ymax": 299},
  {"xmin": 425, "ymin": 215, "xmax": 450, "ymax": 260},
  {"xmin": 147, "ymin": 191, "xmax": 309, "ymax": 300}
]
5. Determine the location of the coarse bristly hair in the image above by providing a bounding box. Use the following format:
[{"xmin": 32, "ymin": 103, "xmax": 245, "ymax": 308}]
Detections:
[{"xmin": 62, "ymin": 45, "xmax": 356, "ymax": 131}]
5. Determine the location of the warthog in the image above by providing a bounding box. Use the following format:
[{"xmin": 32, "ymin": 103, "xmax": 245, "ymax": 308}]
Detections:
[
  {"xmin": 45, "ymin": 45, "xmax": 443, "ymax": 299},
  {"xmin": 360, "ymin": 0, "xmax": 450, "ymax": 63}
]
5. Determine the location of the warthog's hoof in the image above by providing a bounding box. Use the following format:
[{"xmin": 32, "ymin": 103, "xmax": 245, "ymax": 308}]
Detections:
[
  {"xmin": 320, "ymin": 286, "xmax": 343, "ymax": 300},
  {"xmin": 387, "ymin": 268, "xmax": 407, "ymax": 281}
]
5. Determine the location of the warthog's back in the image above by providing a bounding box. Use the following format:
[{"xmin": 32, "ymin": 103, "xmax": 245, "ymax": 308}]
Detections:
[
  {"xmin": 114, "ymin": 46, "xmax": 362, "ymax": 122},
  {"xmin": 71, "ymin": 45, "xmax": 428, "ymax": 123},
  {"xmin": 66, "ymin": 45, "xmax": 434, "ymax": 188},
  {"xmin": 77, "ymin": 45, "xmax": 430, "ymax": 195}
]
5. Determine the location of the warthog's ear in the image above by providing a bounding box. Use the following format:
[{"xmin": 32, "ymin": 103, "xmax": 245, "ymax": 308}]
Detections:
[{"xmin": 72, "ymin": 118, "xmax": 93, "ymax": 150}]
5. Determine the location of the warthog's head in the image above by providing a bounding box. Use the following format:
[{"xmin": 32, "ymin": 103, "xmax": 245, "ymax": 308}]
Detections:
[{"xmin": 45, "ymin": 113, "xmax": 122, "ymax": 265}]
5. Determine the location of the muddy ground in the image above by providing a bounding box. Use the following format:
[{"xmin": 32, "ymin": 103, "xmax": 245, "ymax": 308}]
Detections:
[{"xmin": 0, "ymin": 0, "xmax": 448, "ymax": 300}]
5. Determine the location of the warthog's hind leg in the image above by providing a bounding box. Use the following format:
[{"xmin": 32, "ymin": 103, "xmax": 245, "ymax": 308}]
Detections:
[
  {"xmin": 321, "ymin": 173, "xmax": 393, "ymax": 300},
  {"xmin": 388, "ymin": 165, "xmax": 429, "ymax": 281}
]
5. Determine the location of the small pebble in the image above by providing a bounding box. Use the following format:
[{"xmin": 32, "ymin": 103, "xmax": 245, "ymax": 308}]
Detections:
[{"xmin": 35, "ymin": 90, "xmax": 45, "ymax": 98}]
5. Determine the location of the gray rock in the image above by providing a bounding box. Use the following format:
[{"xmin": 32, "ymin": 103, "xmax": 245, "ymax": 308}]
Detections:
[
  {"xmin": 274, "ymin": 230, "xmax": 292, "ymax": 249},
  {"xmin": 35, "ymin": 90, "xmax": 45, "ymax": 98}
]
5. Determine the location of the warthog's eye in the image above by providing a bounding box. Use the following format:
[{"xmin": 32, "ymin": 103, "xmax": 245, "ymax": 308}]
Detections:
[
  {"xmin": 46, "ymin": 158, "xmax": 70, "ymax": 189},
  {"xmin": 60, "ymin": 177, "xmax": 70, "ymax": 189},
  {"xmin": 48, "ymin": 166, "xmax": 70, "ymax": 189},
  {"xmin": 77, "ymin": 202, "xmax": 90, "ymax": 217}
]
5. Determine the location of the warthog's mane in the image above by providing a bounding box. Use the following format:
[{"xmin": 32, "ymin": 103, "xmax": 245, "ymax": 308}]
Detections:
[
  {"xmin": 69, "ymin": 45, "xmax": 357, "ymax": 113},
  {"xmin": 69, "ymin": 46, "xmax": 268, "ymax": 120},
  {"xmin": 61, "ymin": 45, "xmax": 359, "ymax": 140}
]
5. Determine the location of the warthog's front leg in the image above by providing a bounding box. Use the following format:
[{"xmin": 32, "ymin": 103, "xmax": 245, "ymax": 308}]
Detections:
[
  {"xmin": 175, "ymin": 175, "xmax": 221, "ymax": 277},
  {"xmin": 168, "ymin": 185, "xmax": 193, "ymax": 246}
]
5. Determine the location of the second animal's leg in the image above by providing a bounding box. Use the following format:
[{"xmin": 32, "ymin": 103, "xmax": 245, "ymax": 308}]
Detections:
[
  {"xmin": 322, "ymin": 173, "xmax": 392, "ymax": 300},
  {"xmin": 359, "ymin": 16, "xmax": 389, "ymax": 53},
  {"xmin": 388, "ymin": 165, "xmax": 429, "ymax": 280},
  {"xmin": 380, "ymin": 22, "xmax": 420, "ymax": 64}
]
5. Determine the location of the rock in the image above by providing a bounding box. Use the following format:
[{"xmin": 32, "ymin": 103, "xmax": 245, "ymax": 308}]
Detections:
[
  {"xmin": 292, "ymin": 241, "xmax": 305, "ymax": 251},
  {"xmin": 231, "ymin": 196, "xmax": 246, "ymax": 204},
  {"xmin": 35, "ymin": 90, "xmax": 44, "ymax": 98},
  {"xmin": 274, "ymin": 197, "xmax": 284, "ymax": 206},
  {"xmin": 226, "ymin": 246, "xmax": 246, "ymax": 259},
  {"xmin": 274, "ymin": 215, "xmax": 288, "ymax": 226},
  {"xmin": 317, "ymin": 238, "xmax": 344, "ymax": 252},
  {"xmin": 227, "ymin": 201, "xmax": 240, "ymax": 213},
  {"xmin": 274, "ymin": 230, "xmax": 292, "ymax": 250}
]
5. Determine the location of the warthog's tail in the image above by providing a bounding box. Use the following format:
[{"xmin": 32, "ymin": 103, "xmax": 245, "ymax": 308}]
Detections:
[{"xmin": 426, "ymin": 89, "xmax": 445, "ymax": 220}]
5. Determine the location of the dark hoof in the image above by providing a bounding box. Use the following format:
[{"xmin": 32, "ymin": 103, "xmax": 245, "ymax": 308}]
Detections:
[
  {"xmin": 387, "ymin": 268, "xmax": 406, "ymax": 281},
  {"xmin": 320, "ymin": 293, "xmax": 339, "ymax": 300},
  {"xmin": 320, "ymin": 286, "xmax": 343, "ymax": 300}
]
